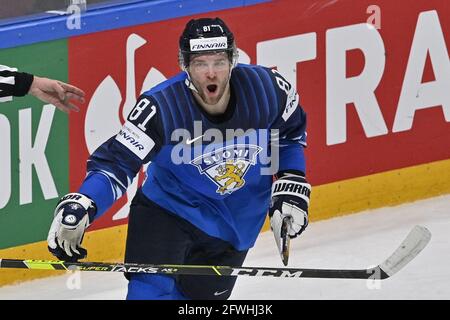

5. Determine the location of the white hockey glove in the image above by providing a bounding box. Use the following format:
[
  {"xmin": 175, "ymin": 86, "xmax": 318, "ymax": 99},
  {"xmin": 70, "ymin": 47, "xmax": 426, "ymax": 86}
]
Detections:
[
  {"xmin": 269, "ymin": 173, "xmax": 311, "ymax": 239},
  {"xmin": 47, "ymin": 193, "xmax": 96, "ymax": 262}
]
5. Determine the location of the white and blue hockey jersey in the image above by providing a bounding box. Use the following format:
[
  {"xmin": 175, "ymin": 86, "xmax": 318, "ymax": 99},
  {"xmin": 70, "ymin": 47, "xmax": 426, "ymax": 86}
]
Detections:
[{"xmin": 79, "ymin": 64, "xmax": 307, "ymax": 250}]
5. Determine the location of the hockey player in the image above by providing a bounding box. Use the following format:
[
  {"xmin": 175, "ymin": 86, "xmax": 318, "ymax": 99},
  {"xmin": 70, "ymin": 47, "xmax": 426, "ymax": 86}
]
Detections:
[
  {"xmin": 46, "ymin": 17, "xmax": 311, "ymax": 299},
  {"xmin": 0, "ymin": 64, "xmax": 85, "ymax": 112}
]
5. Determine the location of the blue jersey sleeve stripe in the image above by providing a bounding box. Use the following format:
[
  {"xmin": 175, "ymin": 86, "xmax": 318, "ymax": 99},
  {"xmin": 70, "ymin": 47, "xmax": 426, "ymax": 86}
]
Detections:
[
  {"xmin": 95, "ymin": 169, "xmax": 128, "ymax": 197},
  {"xmin": 79, "ymin": 172, "xmax": 116, "ymax": 218},
  {"xmin": 86, "ymin": 147, "xmax": 138, "ymax": 187},
  {"xmin": 278, "ymin": 143, "xmax": 306, "ymax": 174},
  {"xmin": 98, "ymin": 171, "xmax": 119, "ymax": 200}
]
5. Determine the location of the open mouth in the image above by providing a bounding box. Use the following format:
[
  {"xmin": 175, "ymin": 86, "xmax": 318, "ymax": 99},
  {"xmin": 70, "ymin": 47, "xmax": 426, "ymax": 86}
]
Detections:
[{"xmin": 207, "ymin": 84, "xmax": 218, "ymax": 93}]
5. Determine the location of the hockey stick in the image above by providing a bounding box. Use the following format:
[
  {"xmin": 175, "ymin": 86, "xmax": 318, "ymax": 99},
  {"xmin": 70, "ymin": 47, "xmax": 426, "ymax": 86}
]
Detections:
[
  {"xmin": 273, "ymin": 217, "xmax": 291, "ymax": 266},
  {"xmin": 0, "ymin": 225, "xmax": 431, "ymax": 279}
]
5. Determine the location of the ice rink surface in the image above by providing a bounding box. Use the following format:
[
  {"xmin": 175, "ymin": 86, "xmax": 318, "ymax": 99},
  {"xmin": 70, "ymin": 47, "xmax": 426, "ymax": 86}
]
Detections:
[{"xmin": 0, "ymin": 194, "xmax": 448, "ymax": 300}]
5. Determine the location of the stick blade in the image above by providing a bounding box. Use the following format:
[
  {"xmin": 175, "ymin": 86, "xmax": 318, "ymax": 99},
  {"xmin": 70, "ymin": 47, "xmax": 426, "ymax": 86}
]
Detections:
[
  {"xmin": 280, "ymin": 217, "xmax": 291, "ymax": 266},
  {"xmin": 379, "ymin": 225, "xmax": 431, "ymax": 278}
]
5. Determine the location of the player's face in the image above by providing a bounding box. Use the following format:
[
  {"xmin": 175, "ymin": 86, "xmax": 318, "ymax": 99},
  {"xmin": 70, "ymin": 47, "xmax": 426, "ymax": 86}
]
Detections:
[{"xmin": 188, "ymin": 52, "xmax": 231, "ymax": 105}]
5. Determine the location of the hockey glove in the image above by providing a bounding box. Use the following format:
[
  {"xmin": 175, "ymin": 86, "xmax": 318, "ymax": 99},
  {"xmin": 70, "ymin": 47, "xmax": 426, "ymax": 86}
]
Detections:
[
  {"xmin": 269, "ymin": 173, "xmax": 311, "ymax": 239},
  {"xmin": 47, "ymin": 193, "xmax": 96, "ymax": 262}
]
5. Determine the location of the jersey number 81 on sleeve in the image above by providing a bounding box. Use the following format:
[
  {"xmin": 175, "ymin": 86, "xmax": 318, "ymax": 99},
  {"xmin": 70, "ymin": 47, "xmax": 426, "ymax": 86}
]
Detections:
[{"xmin": 128, "ymin": 98, "xmax": 156, "ymax": 132}]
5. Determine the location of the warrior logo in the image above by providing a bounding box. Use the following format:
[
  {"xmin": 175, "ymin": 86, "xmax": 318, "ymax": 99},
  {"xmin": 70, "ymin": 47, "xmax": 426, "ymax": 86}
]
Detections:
[{"xmin": 190, "ymin": 144, "xmax": 262, "ymax": 195}]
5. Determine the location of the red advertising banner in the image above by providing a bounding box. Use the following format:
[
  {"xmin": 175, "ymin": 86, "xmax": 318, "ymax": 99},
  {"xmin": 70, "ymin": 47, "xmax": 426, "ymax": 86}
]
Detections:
[{"xmin": 69, "ymin": 0, "xmax": 450, "ymax": 230}]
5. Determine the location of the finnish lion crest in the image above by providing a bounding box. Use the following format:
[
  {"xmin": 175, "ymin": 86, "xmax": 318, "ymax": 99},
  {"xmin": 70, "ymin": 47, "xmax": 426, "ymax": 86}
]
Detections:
[{"xmin": 190, "ymin": 145, "xmax": 262, "ymax": 195}]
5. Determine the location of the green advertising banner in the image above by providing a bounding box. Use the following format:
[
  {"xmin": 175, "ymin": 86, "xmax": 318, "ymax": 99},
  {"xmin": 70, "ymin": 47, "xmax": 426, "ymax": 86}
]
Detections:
[{"xmin": 0, "ymin": 39, "xmax": 69, "ymax": 249}]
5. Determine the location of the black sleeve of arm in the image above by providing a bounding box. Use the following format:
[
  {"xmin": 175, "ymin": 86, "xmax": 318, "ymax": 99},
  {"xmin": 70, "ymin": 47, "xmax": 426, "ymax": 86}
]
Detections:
[{"xmin": 0, "ymin": 69, "xmax": 34, "ymax": 97}]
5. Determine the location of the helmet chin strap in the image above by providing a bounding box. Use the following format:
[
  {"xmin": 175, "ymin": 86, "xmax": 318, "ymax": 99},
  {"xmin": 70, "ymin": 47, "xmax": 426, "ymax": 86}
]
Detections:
[{"xmin": 183, "ymin": 69, "xmax": 200, "ymax": 94}]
